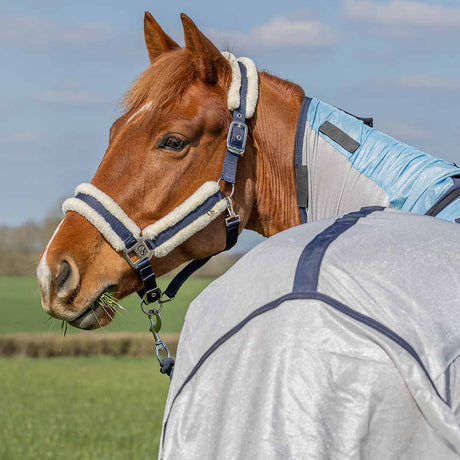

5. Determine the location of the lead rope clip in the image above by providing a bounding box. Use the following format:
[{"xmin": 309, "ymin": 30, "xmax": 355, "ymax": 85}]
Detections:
[{"xmin": 141, "ymin": 301, "xmax": 175, "ymax": 379}]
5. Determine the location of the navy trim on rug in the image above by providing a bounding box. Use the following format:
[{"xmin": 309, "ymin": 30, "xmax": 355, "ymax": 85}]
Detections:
[
  {"xmin": 162, "ymin": 289, "xmax": 443, "ymax": 445},
  {"xmin": 293, "ymin": 206, "xmax": 384, "ymax": 292},
  {"xmin": 294, "ymin": 97, "xmax": 312, "ymax": 168},
  {"xmin": 162, "ymin": 205, "xmax": 441, "ymax": 446},
  {"xmin": 425, "ymin": 176, "xmax": 460, "ymax": 217},
  {"xmin": 294, "ymin": 97, "xmax": 312, "ymax": 224}
]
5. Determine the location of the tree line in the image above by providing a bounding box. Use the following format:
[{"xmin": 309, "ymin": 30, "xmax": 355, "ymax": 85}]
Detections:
[
  {"xmin": 0, "ymin": 213, "xmax": 240, "ymax": 277},
  {"xmin": 0, "ymin": 214, "xmax": 60, "ymax": 276}
]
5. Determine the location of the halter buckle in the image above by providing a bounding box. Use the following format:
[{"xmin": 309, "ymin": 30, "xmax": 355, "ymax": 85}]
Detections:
[
  {"xmin": 225, "ymin": 195, "xmax": 240, "ymax": 224},
  {"xmin": 122, "ymin": 237, "xmax": 153, "ymax": 269},
  {"xmin": 227, "ymin": 121, "xmax": 248, "ymax": 155}
]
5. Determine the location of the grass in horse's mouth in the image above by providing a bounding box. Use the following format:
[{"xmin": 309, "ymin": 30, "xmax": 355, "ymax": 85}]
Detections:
[
  {"xmin": 95, "ymin": 291, "xmax": 125, "ymax": 321},
  {"xmin": 52, "ymin": 291, "xmax": 126, "ymax": 347},
  {"xmin": 71, "ymin": 289, "xmax": 124, "ymax": 327}
]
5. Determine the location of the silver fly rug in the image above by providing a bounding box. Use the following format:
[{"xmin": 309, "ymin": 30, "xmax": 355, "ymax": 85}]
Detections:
[{"xmin": 159, "ymin": 208, "xmax": 460, "ymax": 460}]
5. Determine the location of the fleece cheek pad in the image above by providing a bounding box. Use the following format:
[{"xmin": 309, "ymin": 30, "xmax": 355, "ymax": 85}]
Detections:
[{"xmin": 142, "ymin": 182, "xmax": 228, "ymax": 258}]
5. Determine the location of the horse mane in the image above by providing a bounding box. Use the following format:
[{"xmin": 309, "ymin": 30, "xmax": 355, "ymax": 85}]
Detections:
[
  {"xmin": 259, "ymin": 71, "xmax": 305, "ymax": 101},
  {"xmin": 122, "ymin": 49, "xmax": 196, "ymax": 117},
  {"xmin": 123, "ymin": 50, "xmax": 305, "ymax": 124}
]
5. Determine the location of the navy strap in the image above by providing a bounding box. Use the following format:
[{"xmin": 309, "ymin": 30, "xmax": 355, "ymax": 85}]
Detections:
[
  {"xmin": 164, "ymin": 258, "xmax": 211, "ymax": 300},
  {"xmin": 224, "ymin": 218, "xmax": 240, "ymax": 250},
  {"xmin": 162, "ymin": 214, "xmax": 240, "ymax": 301},
  {"xmin": 294, "ymin": 97, "xmax": 312, "ymax": 224},
  {"xmin": 221, "ymin": 62, "xmax": 249, "ymax": 184},
  {"xmin": 137, "ymin": 258, "xmax": 161, "ymax": 303}
]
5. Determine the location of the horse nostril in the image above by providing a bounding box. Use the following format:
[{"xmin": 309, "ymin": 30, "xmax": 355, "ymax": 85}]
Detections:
[
  {"xmin": 55, "ymin": 258, "xmax": 80, "ymax": 301},
  {"xmin": 57, "ymin": 260, "xmax": 71, "ymax": 289}
]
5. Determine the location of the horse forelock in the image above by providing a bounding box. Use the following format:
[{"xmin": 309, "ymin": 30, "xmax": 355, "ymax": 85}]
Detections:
[
  {"xmin": 121, "ymin": 49, "xmax": 232, "ymax": 128},
  {"xmin": 122, "ymin": 50, "xmax": 197, "ymax": 123}
]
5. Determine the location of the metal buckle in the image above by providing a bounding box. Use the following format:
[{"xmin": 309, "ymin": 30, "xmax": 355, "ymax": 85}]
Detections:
[
  {"xmin": 142, "ymin": 287, "xmax": 161, "ymax": 305},
  {"xmin": 225, "ymin": 195, "xmax": 240, "ymax": 224},
  {"xmin": 122, "ymin": 237, "xmax": 152, "ymax": 269},
  {"xmin": 226, "ymin": 120, "xmax": 248, "ymax": 155}
]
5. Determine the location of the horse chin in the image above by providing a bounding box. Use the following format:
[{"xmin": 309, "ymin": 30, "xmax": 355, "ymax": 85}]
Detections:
[
  {"xmin": 68, "ymin": 292, "xmax": 117, "ymax": 330},
  {"xmin": 68, "ymin": 304, "xmax": 115, "ymax": 330}
]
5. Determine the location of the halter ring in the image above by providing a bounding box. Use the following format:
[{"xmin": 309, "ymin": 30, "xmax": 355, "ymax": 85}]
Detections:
[
  {"xmin": 217, "ymin": 179, "xmax": 235, "ymax": 198},
  {"xmin": 122, "ymin": 237, "xmax": 153, "ymax": 270}
]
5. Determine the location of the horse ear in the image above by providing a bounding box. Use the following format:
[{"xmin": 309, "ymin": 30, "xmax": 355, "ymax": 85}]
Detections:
[
  {"xmin": 180, "ymin": 13, "xmax": 229, "ymax": 85},
  {"xmin": 144, "ymin": 12, "xmax": 179, "ymax": 63}
]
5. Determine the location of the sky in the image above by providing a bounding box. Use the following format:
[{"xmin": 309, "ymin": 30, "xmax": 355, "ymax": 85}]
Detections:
[{"xmin": 1, "ymin": 0, "xmax": 460, "ymax": 240}]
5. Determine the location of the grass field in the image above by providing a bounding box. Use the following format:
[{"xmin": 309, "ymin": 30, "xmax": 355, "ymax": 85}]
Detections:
[
  {"xmin": 0, "ymin": 276, "xmax": 214, "ymax": 334},
  {"xmin": 0, "ymin": 277, "xmax": 210, "ymax": 458},
  {"xmin": 0, "ymin": 356, "xmax": 170, "ymax": 459}
]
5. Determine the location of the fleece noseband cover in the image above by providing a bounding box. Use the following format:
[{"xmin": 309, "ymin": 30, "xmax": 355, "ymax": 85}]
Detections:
[{"xmin": 62, "ymin": 181, "xmax": 227, "ymax": 258}]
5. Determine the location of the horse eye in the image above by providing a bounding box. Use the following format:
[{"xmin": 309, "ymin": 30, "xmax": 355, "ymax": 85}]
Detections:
[{"xmin": 159, "ymin": 135, "xmax": 187, "ymax": 151}]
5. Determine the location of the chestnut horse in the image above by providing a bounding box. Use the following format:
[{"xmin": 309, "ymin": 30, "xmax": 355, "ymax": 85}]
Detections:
[{"xmin": 37, "ymin": 13, "xmax": 460, "ymax": 331}]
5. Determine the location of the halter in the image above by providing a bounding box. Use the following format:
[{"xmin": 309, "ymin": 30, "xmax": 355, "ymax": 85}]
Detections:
[{"xmin": 62, "ymin": 56, "xmax": 258, "ymax": 376}]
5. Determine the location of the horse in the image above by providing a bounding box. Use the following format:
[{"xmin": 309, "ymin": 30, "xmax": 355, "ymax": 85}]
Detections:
[{"xmin": 37, "ymin": 12, "xmax": 460, "ymax": 335}]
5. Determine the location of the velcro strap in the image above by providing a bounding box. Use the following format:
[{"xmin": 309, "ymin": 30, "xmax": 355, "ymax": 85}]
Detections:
[
  {"xmin": 295, "ymin": 165, "xmax": 309, "ymax": 208},
  {"xmin": 319, "ymin": 121, "xmax": 360, "ymax": 154}
]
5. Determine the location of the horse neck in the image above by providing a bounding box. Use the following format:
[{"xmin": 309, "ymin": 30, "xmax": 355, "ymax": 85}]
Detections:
[{"xmin": 245, "ymin": 72, "xmax": 304, "ymax": 237}]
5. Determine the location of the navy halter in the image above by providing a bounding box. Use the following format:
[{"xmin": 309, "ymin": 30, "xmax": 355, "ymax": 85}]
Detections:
[{"xmin": 67, "ymin": 62, "xmax": 249, "ymax": 306}]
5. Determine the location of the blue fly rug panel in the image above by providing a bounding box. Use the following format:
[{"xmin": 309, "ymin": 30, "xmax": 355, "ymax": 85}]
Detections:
[
  {"xmin": 298, "ymin": 98, "xmax": 460, "ymax": 222},
  {"xmin": 159, "ymin": 209, "xmax": 460, "ymax": 459}
]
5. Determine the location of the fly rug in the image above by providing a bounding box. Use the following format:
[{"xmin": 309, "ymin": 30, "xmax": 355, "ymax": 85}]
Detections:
[
  {"xmin": 294, "ymin": 97, "xmax": 460, "ymax": 224},
  {"xmin": 160, "ymin": 209, "xmax": 460, "ymax": 460}
]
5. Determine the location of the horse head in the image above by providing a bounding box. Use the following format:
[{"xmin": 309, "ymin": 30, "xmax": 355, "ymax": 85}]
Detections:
[{"xmin": 37, "ymin": 13, "xmax": 303, "ymax": 329}]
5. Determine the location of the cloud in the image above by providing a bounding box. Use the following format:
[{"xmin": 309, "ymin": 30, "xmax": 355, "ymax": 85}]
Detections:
[
  {"xmin": 393, "ymin": 75, "xmax": 460, "ymax": 90},
  {"xmin": 367, "ymin": 75, "xmax": 460, "ymax": 91},
  {"xmin": 344, "ymin": 0, "xmax": 460, "ymax": 28},
  {"xmin": 35, "ymin": 81, "xmax": 109, "ymax": 105},
  {"xmin": 379, "ymin": 120, "xmax": 430, "ymax": 141},
  {"xmin": 1, "ymin": 130, "xmax": 43, "ymax": 144},
  {"xmin": 340, "ymin": 74, "xmax": 460, "ymax": 95},
  {"xmin": 208, "ymin": 13, "xmax": 339, "ymax": 51},
  {"xmin": 0, "ymin": 14, "xmax": 114, "ymax": 48},
  {"xmin": 35, "ymin": 89, "xmax": 108, "ymax": 105}
]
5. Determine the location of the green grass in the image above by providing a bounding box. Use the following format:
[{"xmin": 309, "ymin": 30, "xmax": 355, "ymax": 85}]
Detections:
[
  {"xmin": 0, "ymin": 356, "xmax": 170, "ymax": 459},
  {"xmin": 0, "ymin": 276, "xmax": 214, "ymax": 334}
]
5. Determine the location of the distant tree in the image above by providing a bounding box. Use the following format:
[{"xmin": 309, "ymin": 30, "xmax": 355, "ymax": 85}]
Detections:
[
  {"xmin": 0, "ymin": 204, "xmax": 61, "ymax": 276},
  {"xmin": 0, "ymin": 199, "xmax": 242, "ymax": 277}
]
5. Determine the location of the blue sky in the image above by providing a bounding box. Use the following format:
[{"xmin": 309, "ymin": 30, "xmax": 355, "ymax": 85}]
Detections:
[{"xmin": 1, "ymin": 0, "xmax": 460, "ymax": 231}]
